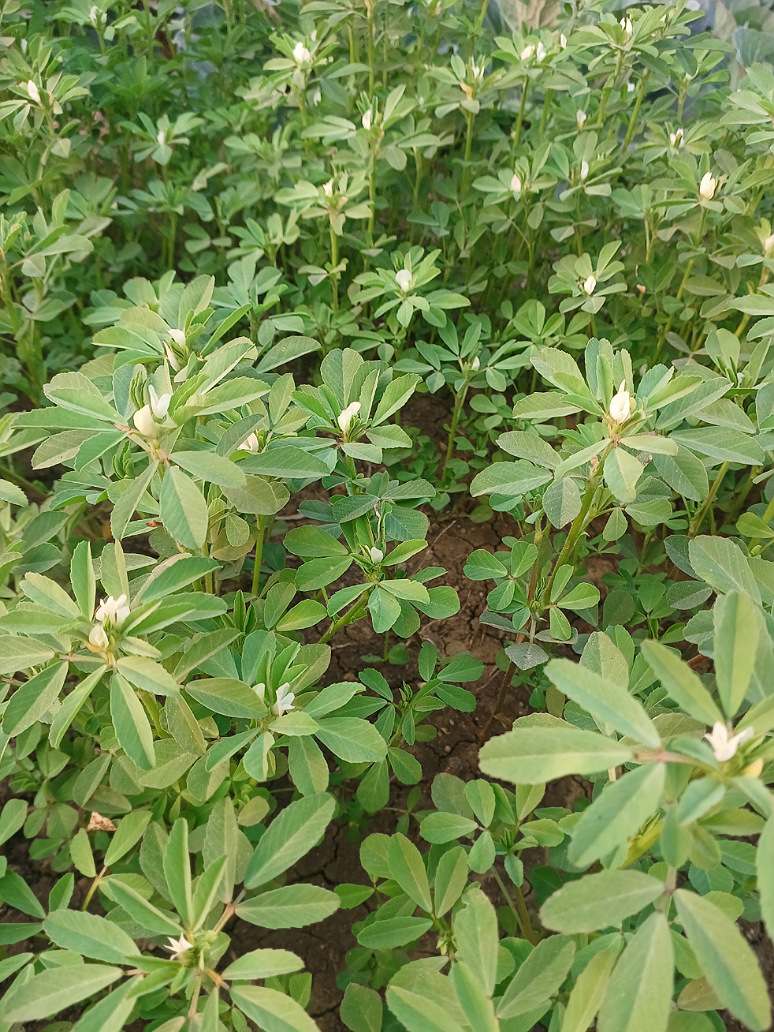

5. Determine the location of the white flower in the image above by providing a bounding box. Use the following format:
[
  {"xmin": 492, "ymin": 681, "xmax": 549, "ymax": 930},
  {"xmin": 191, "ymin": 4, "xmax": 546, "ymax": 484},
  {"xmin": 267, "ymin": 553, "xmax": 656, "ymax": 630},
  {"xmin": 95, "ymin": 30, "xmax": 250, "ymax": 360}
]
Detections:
[
  {"xmin": 510, "ymin": 173, "xmax": 522, "ymax": 197},
  {"xmin": 88, "ymin": 623, "xmax": 109, "ymax": 649},
  {"xmin": 95, "ymin": 594, "xmax": 130, "ymax": 627},
  {"xmin": 89, "ymin": 5, "xmax": 100, "ymax": 23},
  {"xmin": 292, "ymin": 41, "xmax": 311, "ymax": 65},
  {"xmin": 164, "ymin": 935, "xmax": 194, "ymax": 960},
  {"xmin": 580, "ymin": 159, "xmax": 590, "ymax": 181},
  {"xmin": 520, "ymin": 44, "xmax": 535, "ymax": 61},
  {"xmin": 26, "ymin": 80, "xmax": 41, "ymax": 104},
  {"xmin": 576, "ymin": 109, "xmax": 587, "ymax": 128},
  {"xmin": 669, "ymin": 127, "xmax": 684, "ymax": 148},
  {"xmin": 149, "ymin": 386, "xmax": 171, "ymax": 420},
  {"xmin": 627, "ymin": 81, "xmax": 635, "ymax": 93},
  {"xmin": 133, "ymin": 404, "xmax": 156, "ymax": 438},
  {"xmin": 608, "ymin": 380, "xmax": 633, "ymax": 423},
  {"xmin": 337, "ymin": 401, "xmax": 361, "ymax": 435},
  {"xmin": 559, "ymin": 33, "xmax": 567, "ymax": 49},
  {"xmin": 395, "ymin": 268, "xmax": 414, "ymax": 292},
  {"xmin": 157, "ymin": 129, "xmax": 167, "ymax": 146},
  {"xmin": 168, "ymin": 328, "xmax": 186, "ymax": 347},
  {"xmin": 764, "ymin": 233, "xmax": 774, "ymax": 256},
  {"xmin": 536, "ymin": 42, "xmax": 546, "ymax": 62},
  {"xmin": 582, "ymin": 274, "xmax": 596, "ymax": 295},
  {"xmin": 369, "ymin": 546, "xmax": 384, "ymax": 563},
  {"xmin": 240, "ymin": 432, "xmax": 260, "ymax": 453},
  {"xmin": 471, "ymin": 356, "xmax": 480, "ymax": 371},
  {"xmin": 620, "ymin": 16, "xmax": 633, "ymax": 38},
  {"xmin": 322, "ymin": 178, "xmax": 334, "ymax": 198},
  {"xmin": 699, "ymin": 171, "xmax": 717, "ymax": 200},
  {"xmin": 273, "ymin": 682, "xmax": 295, "ymax": 716},
  {"xmin": 134, "ymin": 388, "xmax": 170, "ymax": 437},
  {"xmin": 361, "ymin": 109, "xmax": 373, "ymax": 130},
  {"xmin": 704, "ymin": 722, "xmax": 754, "ymax": 763}
]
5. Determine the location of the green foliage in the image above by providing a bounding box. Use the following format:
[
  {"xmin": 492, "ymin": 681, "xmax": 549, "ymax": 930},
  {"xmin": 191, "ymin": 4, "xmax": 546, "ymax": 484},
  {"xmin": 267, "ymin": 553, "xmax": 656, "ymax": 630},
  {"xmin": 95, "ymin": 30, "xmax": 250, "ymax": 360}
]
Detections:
[{"xmin": 0, "ymin": 0, "xmax": 773, "ymax": 1029}]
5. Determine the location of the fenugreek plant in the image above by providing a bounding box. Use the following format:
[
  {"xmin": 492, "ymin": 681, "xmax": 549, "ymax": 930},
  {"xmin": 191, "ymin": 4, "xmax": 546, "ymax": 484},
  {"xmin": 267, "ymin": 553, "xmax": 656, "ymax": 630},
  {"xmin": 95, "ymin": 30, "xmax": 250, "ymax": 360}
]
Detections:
[{"xmin": 0, "ymin": 0, "xmax": 773, "ymax": 1030}]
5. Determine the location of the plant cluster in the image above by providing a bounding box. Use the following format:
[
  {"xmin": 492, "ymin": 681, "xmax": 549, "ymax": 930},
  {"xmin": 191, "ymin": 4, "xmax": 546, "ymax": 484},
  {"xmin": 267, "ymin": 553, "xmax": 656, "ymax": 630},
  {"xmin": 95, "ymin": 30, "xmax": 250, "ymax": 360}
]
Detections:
[{"xmin": 0, "ymin": 0, "xmax": 773, "ymax": 1030}]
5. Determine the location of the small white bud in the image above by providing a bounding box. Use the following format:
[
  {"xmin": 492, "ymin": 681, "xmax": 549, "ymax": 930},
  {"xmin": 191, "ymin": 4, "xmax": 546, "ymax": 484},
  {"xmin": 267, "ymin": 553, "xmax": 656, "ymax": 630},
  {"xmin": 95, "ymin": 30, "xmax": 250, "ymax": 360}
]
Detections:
[
  {"xmin": 763, "ymin": 233, "xmax": 774, "ymax": 256},
  {"xmin": 133, "ymin": 404, "xmax": 157, "ymax": 439},
  {"xmin": 520, "ymin": 44, "xmax": 535, "ymax": 61},
  {"xmin": 240, "ymin": 433, "xmax": 260, "ymax": 453},
  {"xmin": 25, "ymin": 80, "xmax": 40, "ymax": 104},
  {"xmin": 88, "ymin": 624, "xmax": 109, "ymax": 649},
  {"xmin": 369, "ymin": 546, "xmax": 384, "ymax": 563},
  {"xmin": 361, "ymin": 109, "xmax": 373, "ymax": 130},
  {"xmin": 620, "ymin": 16, "xmax": 633, "ymax": 38},
  {"xmin": 576, "ymin": 109, "xmax": 587, "ymax": 128},
  {"xmin": 471, "ymin": 356, "xmax": 480, "ymax": 370},
  {"xmin": 582, "ymin": 274, "xmax": 597, "ymax": 295},
  {"xmin": 669, "ymin": 127, "xmax": 684, "ymax": 148},
  {"xmin": 149, "ymin": 386, "xmax": 171, "ymax": 420},
  {"xmin": 580, "ymin": 159, "xmax": 589, "ymax": 181},
  {"xmin": 395, "ymin": 268, "xmax": 414, "ymax": 292},
  {"xmin": 699, "ymin": 171, "xmax": 717, "ymax": 200},
  {"xmin": 322, "ymin": 178, "xmax": 335, "ymax": 198},
  {"xmin": 168, "ymin": 328, "xmax": 186, "ymax": 346},
  {"xmin": 510, "ymin": 173, "xmax": 522, "ymax": 196},
  {"xmin": 89, "ymin": 5, "xmax": 99, "ymax": 23},
  {"xmin": 536, "ymin": 42, "xmax": 546, "ymax": 62},
  {"xmin": 337, "ymin": 401, "xmax": 361, "ymax": 435},
  {"xmin": 559, "ymin": 33, "xmax": 567, "ymax": 48},
  {"xmin": 157, "ymin": 129, "xmax": 166, "ymax": 146},
  {"xmin": 608, "ymin": 380, "xmax": 633, "ymax": 423},
  {"xmin": 292, "ymin": 41, "xmax": 311, "ymax": 65}
]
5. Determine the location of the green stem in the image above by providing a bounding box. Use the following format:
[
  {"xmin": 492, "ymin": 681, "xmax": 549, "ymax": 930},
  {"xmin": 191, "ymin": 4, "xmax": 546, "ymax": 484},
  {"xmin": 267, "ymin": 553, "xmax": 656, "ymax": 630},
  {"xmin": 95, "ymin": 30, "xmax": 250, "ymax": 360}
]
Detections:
[
  {"xmin": 492, "ymin": 866, "xmax": 538, "ymax": 944},
  {"xmin": 462, "ymin": 110, "xmax": 475, "ymax": 196},
  {"xmin": 513, "ymin": 79, "xmax": 530, "ymax": 149},
  {"xmin": 329, "ymin": 226, "xmax": 339, "ymax": 311},
  {"xmin": 320, "ymin": 594, "xmax": 370, "ymax": 643},
  {"xmin": 621, "ymin": 72, "xmax": 648, "ymax": 152},
  {"xmin": 366, "ymin": 3, "xmax": 375, "ymax": 94},
  {"xmin": 540, "ymin": 458, "xmax": 605, "ymax": 606},
  {"xmin": 251, "ymin": 516, "xmax": 266, "ymax": 595},
  {"xmin": 688, "ymin": 462, "xmax": 728, "ymax": 537},
  {"xmin": 440, "ymin": 380, "xmax": 469, "ymax": 482}
]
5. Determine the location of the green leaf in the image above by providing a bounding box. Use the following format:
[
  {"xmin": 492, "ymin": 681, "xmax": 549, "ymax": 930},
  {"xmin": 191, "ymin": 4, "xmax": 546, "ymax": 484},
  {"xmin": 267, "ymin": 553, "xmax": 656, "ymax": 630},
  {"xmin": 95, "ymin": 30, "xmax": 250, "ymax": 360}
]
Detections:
[
  {"xmin": 236, "ymin": 884, "xmax": 339, "ymax": 928},
  {"xmin": 471, "ymin": 460, "xmax": 552, "ymax": 499},
  {"xmin": 569, "ymin": 764, "xmax": 666, "ymax": 867},
  {"xmin": 164, "ymin": 818, "xmax": 193, "ymax": 928},
  {"xmin": 315, "ymin": 716, "xmax": 387, "ymax": 763},
  {"xmin": 172, "ymin": 449, "xmax": 246, "ymax": 488},
  {"xmin": 497, "ymin": 936, "xmax": 575, "ymax": 1018},
  {"xmin": 598, "ymin": 913, "xmax": 673, "ymax": 1032},
  {"xmin": 231, "ymin": 985, "xmax": 318, "ymax": 1032},
  {"xmin": 159, "ymin": 467, "xmax": 208, "ymax": 549},
  {"xmin": 115, "ymin": 656, "xmax": 180, "ymax": 697},
  {"xmin": 541, "ymin": 870, "xmax": 664, "ymax": 933},
  {"xmin": 561, "ymin": 943, "xmax": 620, "ymax": 1032},
  {"xmin": 454, "ymin": 886, "xmax": 498, "ymax": 996},
  {"xmin": 0, "ymin": 964, "xmax": 123, "ymax": 1023},
  {"xmin": 0, "ymin": 799, "xmax": 27, "ymax": 847},
  {"xmin": 110, "ymin": 674, "xmax": 155, "ymax": 770},
  {"xmin": 674, "ymin": 889, "xmax": 771, "ymax": 1030},
  {"xmin": 479, "ymin": 726, "xmax": 633, "ymax": 785},
  {"xmin": 463, "ymin": 549, "xmax": 508, "ymax": 581},
  {"xmin": 357, "ymin": 916, "xmax": 433, "ymax": 949},
  {"xmin": 543, "ymin": 476, "xmax": 582, "ymax": 529},
  {"xmin": 546, "ymin": 658, "xmax": 661, "ymax": 748},
  {"xmin": 104, "ymin": 811, "xmax": 152, "ymax": 867},
  {"xmin": 641, "ymin": 641, "xmax": 722, "ymax": 725},
  {"xmin": 388, "ymin": 834, "xmax": 432, "ymax": 912},
  {"xmin": 102, "ymin": 877, "xmax": 180, "ymax": 936},
  {"xmin": 758, "ymin": 816, "xmax": 774, "ymax": 942},
  {"xmin": 245, "ymin": 793, "xmax": 335, "ymax": 889},
  {"xmin": 70, "ymin": 541, "xmax": 96, "ymax": 619},
  {"xmin": 2, "ymin": 661, "xmax": 68, "ymax": 737},
  {"xmin": 222, "ymin": 948, "xmax": 304, "ymax": 981},
  {"xmin": 43, "ymin": 910, "xmax": 139, "ymax": 963},
  {"xmin": 604, "ymin": 447, "xmax": 644, "ymax": 504},
  {"xmin": 713, "ymin": 591, "xmax": 762, "ymax": 717},
  {"xmin": 341, "ymin": 984, "xmax": 383, "ymax": 1032}
]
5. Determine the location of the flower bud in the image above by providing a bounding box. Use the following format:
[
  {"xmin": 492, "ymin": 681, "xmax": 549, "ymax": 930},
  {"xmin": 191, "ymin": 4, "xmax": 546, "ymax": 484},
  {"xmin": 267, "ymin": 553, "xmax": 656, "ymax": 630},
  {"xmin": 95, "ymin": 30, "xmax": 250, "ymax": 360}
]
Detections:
[
  {"xmin": 510, "ymin": 173, "xmax": 522, "ymax": 196},
  {"xmin": 240, "ymin": 432, "xmax": 260, "ymax": 453},
  {"xmin": 361, "ymin": 109, "xmax": 373, "ymax": 130},
  {"xmin": 580, "ymin": 159, "xmax": 589, "ymax": 182},
  {"xmin": 337, "ymin": 401, "xmax": 361, "ymax": 435},
  {"xmin": 669, "ymin": 127, "xmax": 684, "ymax": 148},
  {"xmin": 620, "ymin": 16, "xmax": 633, "ymax": 38},
  {"xmin": 699, "ymin": 171, "xmax": 717, "ymax": 200},
  {"xmin": 520, "ymin": 44, "xmax": 535, "ymax": 61},
  {"xmin": 582, "ymin": 274, "xmax": 596, "ymax": 295},
  {"xmin": 322, "ymin": 178, "xmax": 334, "ymax": 198},
  {"xmin": 559, "ymin": 33, "xmax": 567, "ymax": 48},
  {"xmin": 88, "ymin": 623, "xmax": 109, "ymax": 649},
  {"xmin": 95, "ymin": 594, "xmax": 131, "ymax": 627},
  {"xmin": 369, "ymin": 546, "xmax": 384, "ymax": 563},
  {"xmin": 26, "ymin": 80, "xmax": 41, "ymax": 104},
  {"xmin": 133, "ymin": 404, "xmax": 157, "ymax": 439},
  {"xmin": 292, "ymin": 41, "xmax": 311, "ymax": 65},
  {"xmin": 576, "ymin": 109, "xmax": 587, "ymax": 128},
  {"xmin": 764, "ymin": 233, "xmax": 774, "ymax": 257},
  {"xmin": 536, "ymin": 42, "xmax": 546, "ymax": 62},
  {"xmin": 395, "ymin": 268, "xmax": 414, "ymax": 292},
  {"xmin": 471, "ymin": 356, "xmax": 480, "ymax": 371},
  {"xmin": 608, "ymin": 380, "xmax": 633, "ymax": 423}
]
